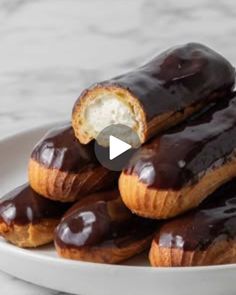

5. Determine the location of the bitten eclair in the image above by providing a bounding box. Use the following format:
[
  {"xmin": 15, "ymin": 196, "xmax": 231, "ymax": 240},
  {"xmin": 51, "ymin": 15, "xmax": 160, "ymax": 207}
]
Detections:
[
  {"xmin": 72, "ymin": 43, "xmax": 235, "ymax": 145},
  {"xmin": 0, "ymin": 184, "xmax": 70, "ymax": 248},
  {"xmin": 119, "ymin": 94, "xmax": 236, "ymax": 219},
  {"xmin": 29, "ymin": 124, "xmax": 117, "ymax": 202},
  {"xmin": 55, "ymin": 190, "xmax": 157, "ymax": 264},
  {"xmin": 149, "ymin": 180, "xmax": 236, "ymax": 267}
]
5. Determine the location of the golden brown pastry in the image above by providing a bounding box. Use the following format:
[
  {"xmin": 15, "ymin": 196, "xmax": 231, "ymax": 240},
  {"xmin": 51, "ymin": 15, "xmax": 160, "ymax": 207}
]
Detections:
[
  {"xmin": 72, "ymin": 43, "xmax": 235, "ymax": 145},
  {"xmin": 119, "ymin": 94, "xmax": 236, "ymax": 219},
  {"xmin": 29, "ymin": 123, "xmax": 117, "ymax": 202},
  {"xmin": 55, "ymin": 190, "xmax": 157, "ymax": 264},
  {"xmin": 0, "ymin": 184, "xmax": 70, "ymax": 248},
  {"xmin": 149, "ymin": 180, "xmax": 236, "ymax": 267}
]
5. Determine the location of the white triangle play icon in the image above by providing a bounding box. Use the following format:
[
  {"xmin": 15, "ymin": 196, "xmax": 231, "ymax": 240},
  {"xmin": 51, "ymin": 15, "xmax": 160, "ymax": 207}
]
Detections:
[{"xmin": 109, "ymin": 135, "xmax": 132, "ymax": 160}]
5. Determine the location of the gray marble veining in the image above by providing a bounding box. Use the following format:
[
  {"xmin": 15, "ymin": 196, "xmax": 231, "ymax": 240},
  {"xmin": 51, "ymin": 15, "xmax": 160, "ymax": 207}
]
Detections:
[{"xmin": 0, "ymin": 0, "xmax": 236, "ymax": 294}]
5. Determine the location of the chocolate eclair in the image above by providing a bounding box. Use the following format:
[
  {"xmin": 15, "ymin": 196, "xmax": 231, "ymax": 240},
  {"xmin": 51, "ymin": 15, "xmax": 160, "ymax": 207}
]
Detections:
[
  {"xmin": 72, "ymin": 43, "xmax": 235, "ymax": 145},
  {"xmin": 28, "ymin": 124, "xmax": 117, "ymax": 202},
  {"xmin": 119, "ymin": 94, "xmax": 236, "ymax": 219},
  {"xmin": 149, "ymin": 180, "xmax": 236, "ymax": 267},
  {"xmin": 0, "ymin": 184, "xmax": 70, "ymax": 248},
  {"xmin": 55, "ymin": 190, "xmax": 157, "ymax": 264}
]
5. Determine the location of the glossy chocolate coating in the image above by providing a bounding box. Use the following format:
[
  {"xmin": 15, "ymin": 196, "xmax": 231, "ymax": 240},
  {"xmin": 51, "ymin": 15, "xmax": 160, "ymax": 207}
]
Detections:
[
  {"xmin": 83, "ymin": 43, "xmax": 235, "ymax": 120},
  {"xmin": 156, "ymin": 180, "xmax": 236, "ymax": 251},
  {"xmin": 31, "ymin": 123, "xmax": 98, "ymax": 173},
  {"xmin": 125, "ymin": 94, "xmax": 236, "ymax": 189},
  {"xmin": 0, "ymin": 184, "xmax": 70, "ymax": 226},
  {"xmin": 55, "ymin": 193, "xmax": 156, "ymax": 250}
]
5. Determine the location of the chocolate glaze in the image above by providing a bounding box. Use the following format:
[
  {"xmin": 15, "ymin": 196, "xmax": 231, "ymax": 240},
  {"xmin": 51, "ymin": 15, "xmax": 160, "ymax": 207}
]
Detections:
[
  {"xmin": 63, "ymin": 190, "xmax": 119, "ymax": 218},
  {"xmin": 79, "ymin": 43, "xmax": 235, "ymax": 120},
  {"xmin": 0, "ymin": 184, "xmax": 70, "ymax": 226},
  {"xmin": 156, "ymin": 180, "xmax": 236, "ymax": 251},
  {"xmin": 55, "ymin": 192, "xmax": 157, "ymax": 250},
  {"xmin": 31, "ymin": 123, "xmax": 98, "ymax": 173},
  {"xmin": 124, "ymin": 94, "xmax": 236, "ymax": 189}
]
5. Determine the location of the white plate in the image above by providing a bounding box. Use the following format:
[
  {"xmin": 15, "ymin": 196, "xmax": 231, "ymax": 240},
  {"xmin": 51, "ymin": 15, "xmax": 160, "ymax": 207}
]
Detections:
[{"xmin": 0, "ymin": 123, "xmax": 235, "ymax": 295}]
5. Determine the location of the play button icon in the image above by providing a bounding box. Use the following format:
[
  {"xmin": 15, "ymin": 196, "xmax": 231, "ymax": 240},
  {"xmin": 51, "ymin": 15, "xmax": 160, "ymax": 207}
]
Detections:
[
  {"xmin": 94, "ymin": 124, "xmax": 141, "ymax": 171},
  {"xmin": 109, "ymin": 135, "xmax": 131, "ymax": 160}
]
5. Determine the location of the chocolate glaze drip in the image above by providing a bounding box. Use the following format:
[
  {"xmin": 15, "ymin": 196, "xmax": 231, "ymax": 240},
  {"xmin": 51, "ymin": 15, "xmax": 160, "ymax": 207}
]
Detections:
[
  {"xmin": 88, "ymin": 43, "xmax": 235, "ymax": 120},
  {"xmin": 124, "ymin": 94, "xmax": 236, "ymax": 189},
  {"xmin": 156, "ymin": 180, "xmax": 236, "ymax": 251},
  {"xmin": 55, "ymin": 193, "xmax": 157, "ymax": 249},
  {"xmin": 31, "ymin": 123, "xmax": 98, "ymax": 173},
  {"xmin": 0, "ymin": 184, "xmax": 70, "ymax": 226}
]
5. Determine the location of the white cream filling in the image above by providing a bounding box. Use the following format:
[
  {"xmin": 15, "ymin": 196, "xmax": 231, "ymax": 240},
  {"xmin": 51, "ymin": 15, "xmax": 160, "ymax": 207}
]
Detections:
[{"xmin": 84, "ymin": 94, "xmax": 138, "ymax": 135}]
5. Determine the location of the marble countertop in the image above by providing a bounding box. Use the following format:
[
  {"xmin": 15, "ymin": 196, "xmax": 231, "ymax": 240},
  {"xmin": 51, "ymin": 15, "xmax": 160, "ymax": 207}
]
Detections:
[{"xmin": 1, "ymin": 0, "xmax": 236, "ymax": 294}]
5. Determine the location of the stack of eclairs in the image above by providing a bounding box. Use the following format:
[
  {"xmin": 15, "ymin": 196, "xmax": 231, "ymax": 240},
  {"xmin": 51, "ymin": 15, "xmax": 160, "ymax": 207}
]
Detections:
[{"xmin": 1, "ymin": 43, "xmax": 236, "ymax": 267}]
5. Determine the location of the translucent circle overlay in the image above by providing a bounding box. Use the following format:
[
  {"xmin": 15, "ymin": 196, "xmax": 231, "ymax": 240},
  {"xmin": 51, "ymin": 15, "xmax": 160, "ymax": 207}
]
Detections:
[{"xmin": 94, "ymin": 124, "xmax": 141, "ymax": 172}]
